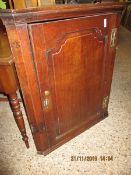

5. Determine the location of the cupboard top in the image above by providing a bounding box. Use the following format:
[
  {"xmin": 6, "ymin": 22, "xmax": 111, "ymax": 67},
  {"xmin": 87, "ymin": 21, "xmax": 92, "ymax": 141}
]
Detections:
[{"xmin": 0, "ymin": 2, "xmax": 126, "ymax": 24}]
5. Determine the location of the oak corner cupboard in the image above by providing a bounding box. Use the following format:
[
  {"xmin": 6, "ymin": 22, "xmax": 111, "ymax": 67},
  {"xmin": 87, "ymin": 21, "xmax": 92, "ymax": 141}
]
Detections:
[{"xmin": 0, "ymin": 2, "xmax": 126, "ymax": 155}]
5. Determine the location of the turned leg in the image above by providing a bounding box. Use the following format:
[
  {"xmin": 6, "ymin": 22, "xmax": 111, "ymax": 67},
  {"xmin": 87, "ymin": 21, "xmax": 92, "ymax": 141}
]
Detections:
[{"xmin": 8, "ymin": 93, "xmax": 29, "ymax": 148}]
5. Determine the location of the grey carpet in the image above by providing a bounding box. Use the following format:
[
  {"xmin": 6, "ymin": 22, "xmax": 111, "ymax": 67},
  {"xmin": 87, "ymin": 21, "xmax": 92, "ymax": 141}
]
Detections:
[{"xmin": 0, "ymin": 27, "xmax": 131, "ymax": 175}]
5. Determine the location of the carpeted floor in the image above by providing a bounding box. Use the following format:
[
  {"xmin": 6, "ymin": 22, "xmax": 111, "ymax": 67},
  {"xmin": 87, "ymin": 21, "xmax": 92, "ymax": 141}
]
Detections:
[{"xmin": 0, "ymin": 27, "xmax": 131, "ymax": 175}]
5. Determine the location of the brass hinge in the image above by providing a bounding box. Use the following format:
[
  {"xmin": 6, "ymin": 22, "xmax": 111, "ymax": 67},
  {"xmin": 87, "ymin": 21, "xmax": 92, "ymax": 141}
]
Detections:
[
  {"xmin": 30, "ymin": 123, "xmax": 46, "ymax": 134},
  {"xmin": 110, "ymin": 28, "xmax": 117, "ymax": 48},
  {"xmin": 102, "ymin": 96, "xmax": 109, "ymax": 109}
]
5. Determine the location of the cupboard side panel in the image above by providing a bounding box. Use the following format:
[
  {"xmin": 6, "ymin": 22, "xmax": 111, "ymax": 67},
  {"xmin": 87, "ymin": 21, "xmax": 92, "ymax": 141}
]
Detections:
[
  {"xmin": 5, "ymin": 24, "xmax": 49, "ymax": 152},
  {"xmin": 102, "ymin": 13, "xmax": 122, "ymax": 113}
]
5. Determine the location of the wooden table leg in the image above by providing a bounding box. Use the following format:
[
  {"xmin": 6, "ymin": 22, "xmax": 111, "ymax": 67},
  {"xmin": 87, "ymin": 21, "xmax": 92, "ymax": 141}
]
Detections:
[
  {"xmin": 0, "ymin": 96, "xmax": 22, "ymax": 102},
  {"xmin": 8, "ymin": 93, "xmax": 29, "ymax": 148}
]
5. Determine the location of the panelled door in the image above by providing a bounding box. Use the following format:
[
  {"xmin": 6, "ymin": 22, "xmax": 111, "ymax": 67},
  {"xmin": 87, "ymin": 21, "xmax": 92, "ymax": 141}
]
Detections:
[{"xmin": 29, "ymin": 14, "xmax": 110, "ymax": 147}]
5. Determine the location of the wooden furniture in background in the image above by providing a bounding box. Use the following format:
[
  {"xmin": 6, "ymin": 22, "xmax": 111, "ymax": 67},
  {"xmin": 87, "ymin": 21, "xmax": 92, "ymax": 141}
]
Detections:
[
  {"xmin": 38, "ymin": 0, "xmax": 56, "ymax": 5},
  {"xmin": 9, "ymin": 0, "xmax": 26, "ymax": 9},
  {"xmin": 0, "ymin": 3, "xmax": 126, "ymax": 155},
  {"xmin": 8, "ymin": 0, "xmax": 37, "ymax": 8},
  {"xmin": 8, "ymin": 0, "xmax": 56, "ymax": 8},
  {"xmin": 0, "ymin": 31, "xmax": 29, "ymax": 148},
  {"xmin": 55, "ymin": 0, "xmax": 64, "ymax": 3}
]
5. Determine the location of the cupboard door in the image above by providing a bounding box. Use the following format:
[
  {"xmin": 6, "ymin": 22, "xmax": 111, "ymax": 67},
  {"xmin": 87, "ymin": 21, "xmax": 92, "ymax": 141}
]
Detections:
[{"xmin": 29, "ymin": 15, "xmax": 109, "ymax": 146}]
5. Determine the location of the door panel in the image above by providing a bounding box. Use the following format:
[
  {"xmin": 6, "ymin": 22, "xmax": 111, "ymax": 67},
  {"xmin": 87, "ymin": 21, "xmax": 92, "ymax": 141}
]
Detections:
[
  {"xmin": 29, "ymin": 15, "xmax": 108, "ymax": 146},
  {"xmin": 47, "ymin": 30, "xmax": 105, "ymax": 137}
]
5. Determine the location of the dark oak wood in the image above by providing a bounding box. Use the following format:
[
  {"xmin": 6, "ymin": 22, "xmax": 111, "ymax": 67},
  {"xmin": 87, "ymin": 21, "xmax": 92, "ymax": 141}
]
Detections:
[
  {"xmin": 0, "ymin": 3, "xmax": 126, "ymax": 155},
  {"xmin": 0, "ymin": 31, "xmax": 29, "ymax": 148}
]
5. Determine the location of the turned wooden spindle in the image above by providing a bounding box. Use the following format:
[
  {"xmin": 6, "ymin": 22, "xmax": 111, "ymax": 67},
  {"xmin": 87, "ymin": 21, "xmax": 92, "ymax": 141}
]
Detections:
[
  {"xmin": 0, "ymin": 30, "xmax": 29, "ymax": 148},
  {"xmin": 8, "ymin": 93, "xmax": 29, "ymax": 148}
]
